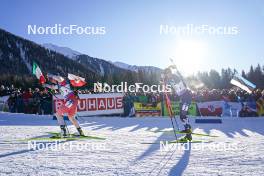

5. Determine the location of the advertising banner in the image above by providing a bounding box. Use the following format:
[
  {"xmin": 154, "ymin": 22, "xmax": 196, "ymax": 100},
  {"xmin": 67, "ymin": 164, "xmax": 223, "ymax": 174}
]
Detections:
[
  {"xmin": 53, "ymin": 93, "xmax": 124, "ymax": 116},
  {"xmin": 197, "ymin": 101, "xmax": 223, "ymax": 116},
  {"xmin": 134, "ymin": 102, "xmax": 162, "ymax": 117},
  {"xmin": 243, "ymin": 101, "xmax": 257, "ymax": 112},
  {"xmin": 163, "ymin": 101, "xmax": 197, "ymax": 116},
  {"xmin": 222, "ymin": 101, "xmax": 242, "ymax": 117}
]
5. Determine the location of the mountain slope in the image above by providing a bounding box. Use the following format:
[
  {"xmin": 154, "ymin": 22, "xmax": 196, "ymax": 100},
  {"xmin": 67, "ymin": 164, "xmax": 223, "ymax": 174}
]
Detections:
[
  {"xmin": 113, "ymin": 61, "xmax": 162, "ymax": 73},
  {"xmin": 42, "ymin": 43, "xmax": 81, "ymax": 59},
  {"xmin": 0, "ymin": 28, "xmax": 98, "ymax": 87},
  {"xmin": 42, "ymin": 43, "xmax": 135, "ymax": 80},
  {"xmin": 0, "ymin": 28, "xmax": 162, "ymax": 87},
  {"xmin": 42, "ymin": 43, "xmax": 162, "ymax": 76},
  {"xmin": 39, "ymin": 43, "xmax": 163, "ymax": 84}
]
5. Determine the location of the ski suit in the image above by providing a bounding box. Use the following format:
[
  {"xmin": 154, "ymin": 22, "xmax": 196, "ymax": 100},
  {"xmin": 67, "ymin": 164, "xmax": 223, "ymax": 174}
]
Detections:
[
  {"xmin": 56, "ymin": 81, "xmax": 79, "ymax": 118},
  {"xmin": 44, "ymin": 75, "xmax": 81, "ymax": 129}
]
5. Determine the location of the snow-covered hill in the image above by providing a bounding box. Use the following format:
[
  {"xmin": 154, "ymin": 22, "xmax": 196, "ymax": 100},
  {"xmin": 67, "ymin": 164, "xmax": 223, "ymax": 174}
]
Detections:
[
  {"xmin": 42, "ymin": 43, "xmax": 162, "ymax": 74},
  {"xmin": 113, "ymin": 61, "xmax": 162, "ymax": 73},
  {"xmin": 0, "ymin": 112, "xmax": 263, "ymax": 176},
  {"xmin": 42, "ymin": 43, "xmax": 82, "ymax": 59},
  {"xmin": 1, "ymin": 29, "xmax": 161, "ymax": 85},
  {"xmin": 42, "ymin": 42, "xmax": 162, "ymax": 80},
  {"xmin": 113, "ymin": 61, "xmax": 139, "ymax": 72},
  {"xmin": 0, "ymin": 28, "xmax": 97, "ymax": 82}
]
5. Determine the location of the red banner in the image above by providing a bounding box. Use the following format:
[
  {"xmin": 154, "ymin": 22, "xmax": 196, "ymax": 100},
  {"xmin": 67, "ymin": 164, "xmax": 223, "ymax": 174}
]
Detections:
[
  {"xmin": 197, "ymin": 101, "xmax": 222, "ymax": 116},
  {"xmin": 53, "ymin": 93, "xmax": 124, "ymax": 116}
]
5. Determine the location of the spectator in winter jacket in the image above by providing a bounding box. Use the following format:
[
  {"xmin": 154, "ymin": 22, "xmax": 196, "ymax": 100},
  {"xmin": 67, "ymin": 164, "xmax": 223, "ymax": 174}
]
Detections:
[
  {"xmin": 22, "ymin": 88, "xmax": 33, "ymax": 113},
  {"xmin": 40, "ymin": 89, "xmax": 52, "ymax": 114},
  {"xmin": 32, "ymin": 88, "xmax": 41, "ymax": 114},
  {"xmin": 7, "ymin": 94, "xmax": 16, "ymax": 112}
]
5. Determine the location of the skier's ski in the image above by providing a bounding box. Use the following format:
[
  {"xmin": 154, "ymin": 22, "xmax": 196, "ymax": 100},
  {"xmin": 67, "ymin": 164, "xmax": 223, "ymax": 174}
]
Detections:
[
  {"xmin": 19, "ymin": 137, "xmax": 83, "ymax": 141},
  {"xmin": 152, "ymin": 130, "xmax": 219, "ymax": 137},
  {"xmin": 175, "ymin": 131, "xmax": 219, "ymax": 137},
  {"xmin": 141, "ymin": 139, "xmax": 212, "ymax": 144},
  {"xmin": 14, "ymin": 132, "xmax": 106, "ymax": 142},
  {"xmin": 47, "ymin": 132, "xmax": 106, "ymax": 140}
]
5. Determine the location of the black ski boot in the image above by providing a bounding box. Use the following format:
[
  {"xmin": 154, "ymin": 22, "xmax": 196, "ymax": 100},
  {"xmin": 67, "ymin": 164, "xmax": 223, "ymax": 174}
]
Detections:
[
  {"xmin": 181, "ymin": 124, "xmax": 192, "ymax": 141},
  {"xmin": 77, "ymin": 127, "xmax": 85, "ymax": 136},
  {"xmin": 60, "ymin": 125, "xmax": 67, "ymax": 138}
]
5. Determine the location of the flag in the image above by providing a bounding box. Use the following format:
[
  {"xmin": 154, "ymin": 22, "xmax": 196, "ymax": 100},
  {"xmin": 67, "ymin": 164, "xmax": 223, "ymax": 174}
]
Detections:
[
  {"xmin": 32, "ymin": 62, "xmax": 46, "ymax": 84},
  {"xmin": 68, "ymin": 73, "xmax": 86, "ymax": 87},
  {"xmin": 47, "ymin": 73, "xmax": 66, "ymax": 85},
  {"xmin": 197, "ymin": 101, "xmax": 223, "ymax": 116},
  {"xmin": 230, "ymin": 74, "xmax": 256, "ymax": 93}
]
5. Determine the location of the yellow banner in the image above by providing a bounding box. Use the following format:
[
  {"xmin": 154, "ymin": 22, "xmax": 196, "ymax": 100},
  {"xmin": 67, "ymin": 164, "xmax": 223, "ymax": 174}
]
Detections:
[{"xmin": 134, "ymin": 102, "xmax": 162, "ymax": 117}]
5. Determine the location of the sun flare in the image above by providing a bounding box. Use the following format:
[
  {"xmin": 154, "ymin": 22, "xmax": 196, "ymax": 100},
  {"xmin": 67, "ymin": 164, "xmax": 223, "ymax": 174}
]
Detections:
[{"xmin": 172, "ymin": 39, "xmax": 208, "ymax": 75}]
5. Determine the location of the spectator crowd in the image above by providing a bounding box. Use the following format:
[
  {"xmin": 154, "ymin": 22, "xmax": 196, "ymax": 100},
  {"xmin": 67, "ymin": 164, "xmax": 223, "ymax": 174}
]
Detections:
[
  {"xmin": 1, "ymin": 84, "xmax": 264, "ymax": 116},
  {"xmin": 0, "ymin": 85, "xmax": 52, "ymax": 114}
]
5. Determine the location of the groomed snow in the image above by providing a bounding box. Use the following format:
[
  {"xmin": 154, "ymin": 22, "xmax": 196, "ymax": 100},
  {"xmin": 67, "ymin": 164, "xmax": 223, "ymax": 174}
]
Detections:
[{"xmin": 0, "ymin": 112, "xmax": 264, "ymax": 176}]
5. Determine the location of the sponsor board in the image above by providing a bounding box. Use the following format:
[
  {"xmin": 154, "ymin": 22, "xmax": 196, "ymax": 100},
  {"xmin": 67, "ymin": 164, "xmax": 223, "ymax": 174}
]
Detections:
[
  {"xmin": 222, "ymin": 101, "xmax": 242, "ymax": 117},
  {"xmin": 163, "ymin": 101, "xmax": 197, "ymax": 116},
  {"xmin": 53, "ymin": 93, "xmax": 124, "ymax": 116},
  {"xmin": 197, "ymin": 101, "xmax": 223, "ymax": 116},
  {"xmin": 134, "ymin": 102, "xmax": 162, "ymax": 117}
]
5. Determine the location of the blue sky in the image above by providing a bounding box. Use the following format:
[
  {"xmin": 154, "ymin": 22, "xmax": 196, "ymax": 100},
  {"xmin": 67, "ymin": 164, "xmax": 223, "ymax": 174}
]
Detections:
[{"xmin": 1, "ymin": 0, "xmax": 264, "ymax": 75}]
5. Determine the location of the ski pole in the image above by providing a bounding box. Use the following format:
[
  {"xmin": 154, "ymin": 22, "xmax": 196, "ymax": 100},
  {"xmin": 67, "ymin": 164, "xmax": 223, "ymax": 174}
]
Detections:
[
  {"xmin": 164, "ymin": 92, "xmax": 178, "ymax": 141},
  {"xmin": 162, "ymin": 75, "xmax": 179, "ymax": 141}
]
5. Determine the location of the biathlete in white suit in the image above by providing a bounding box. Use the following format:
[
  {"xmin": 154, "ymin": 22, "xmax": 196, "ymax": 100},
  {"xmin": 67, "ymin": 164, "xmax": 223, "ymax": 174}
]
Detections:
[
  {"xmin": 44, "ymin": 74, "xmax": 85, "ymax": 137},
  {"xmin": 164, "ymin": 66, "xmax": 193, "ymax": 141}
]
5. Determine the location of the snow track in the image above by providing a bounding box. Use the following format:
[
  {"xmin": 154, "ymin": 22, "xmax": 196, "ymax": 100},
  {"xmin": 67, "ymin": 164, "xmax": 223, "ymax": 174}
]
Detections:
[{"xmin": 0, "ymin": 112, "xmax": 264, "ymax": 176}]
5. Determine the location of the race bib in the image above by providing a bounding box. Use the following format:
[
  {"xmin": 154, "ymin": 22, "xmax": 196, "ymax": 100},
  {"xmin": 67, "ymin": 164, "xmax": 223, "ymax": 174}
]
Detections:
[
  {"xmin": 60, "ymin": 84, "xmax": 73, "ymax": 98},
  {"xmin": 65, "ymin": 99, "xmax": 73, "ymax": 108}
]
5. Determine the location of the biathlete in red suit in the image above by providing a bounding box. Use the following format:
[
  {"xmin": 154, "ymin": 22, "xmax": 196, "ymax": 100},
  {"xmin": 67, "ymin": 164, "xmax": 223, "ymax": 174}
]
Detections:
[{"xmin": 44, "ymin": 74, "xmax": 84, "ymax": 137}]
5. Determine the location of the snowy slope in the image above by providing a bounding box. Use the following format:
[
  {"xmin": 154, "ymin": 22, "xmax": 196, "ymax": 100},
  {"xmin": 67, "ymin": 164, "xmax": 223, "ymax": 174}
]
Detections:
[
  {"xmin": 42, "ymin": 43, "xmax": 162, "ymax": 74},
  {"xmin": 0, "ymin": 112, "xmax": 264, "ymax": 176},
  {"xmin": 43, "ymin": 43, "xmax": 82, "ymax": 59},
  {"xmin": 113, "ymin": 61, "xmax": 162, "ymax": 73},
  {"xmin": 113, "ymin": 61, "xmax": 139, "ymax": 72}
]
